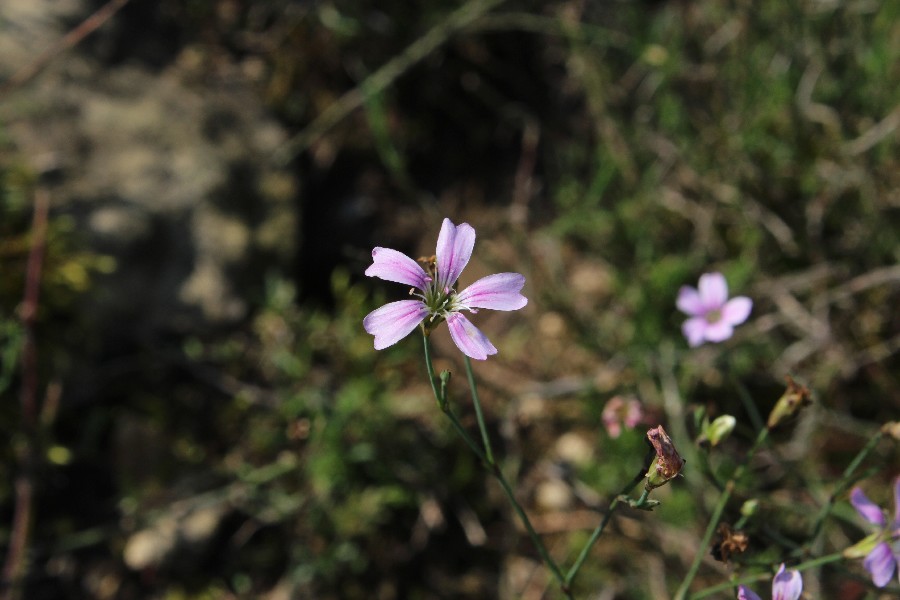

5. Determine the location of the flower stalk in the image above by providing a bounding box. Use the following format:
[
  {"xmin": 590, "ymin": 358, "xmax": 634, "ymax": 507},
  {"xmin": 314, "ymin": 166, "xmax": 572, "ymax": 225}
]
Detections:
[
  {"xmin": 806, "ymin": 429, "xmax": 886, "ymax": 547},
  {"xmin": 422, "ymin": 333, "xmax": 485, "ymax": 460},
  {"xmin": 690, "ymin": 552, "xmax": 845, "ymax": 599},
  {"xmin": 565, "ymin": 467, "xmax": 650, "ymax": 589},
  {"xmin": 674, "ymin": 426, "xmax": 770, "ymax": 600},
  {"xmin": 422, "ymin": 332, "xmax": 571, "ymax": 597},
  {"xmin": 464, "ymin": 356, "xmax": 494, "ymax": 466}
]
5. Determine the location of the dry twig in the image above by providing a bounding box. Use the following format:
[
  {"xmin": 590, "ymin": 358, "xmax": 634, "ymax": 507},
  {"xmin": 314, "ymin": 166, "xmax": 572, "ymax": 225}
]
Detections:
[{"xmin": 0, "ymin": 0, "xmax": 132, "ymax": 99}]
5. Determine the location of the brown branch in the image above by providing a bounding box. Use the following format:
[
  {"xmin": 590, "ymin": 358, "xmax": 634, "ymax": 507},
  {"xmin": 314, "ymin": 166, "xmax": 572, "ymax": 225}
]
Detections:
[
  {"xmin": 1, "ymin": 189, "xmax": 51, "ymax": 600},
  {"xmin": 17, "ymin": 191, "xmax": 49, "ymax": 424},
  {"xmin": 0, "ymin": 0, "xmax": 132, "ymax": 99}
]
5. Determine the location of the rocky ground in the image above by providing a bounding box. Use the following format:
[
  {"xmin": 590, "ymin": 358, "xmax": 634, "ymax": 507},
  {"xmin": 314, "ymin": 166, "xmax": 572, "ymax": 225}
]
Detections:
[{"xmin": 1, "ymin": 0, "xmax": 299, "ymax": 340}]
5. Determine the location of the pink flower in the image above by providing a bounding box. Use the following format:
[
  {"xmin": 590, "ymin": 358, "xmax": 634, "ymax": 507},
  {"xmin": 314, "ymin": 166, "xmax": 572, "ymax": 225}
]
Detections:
[
  {"xmin": 601, "ymin": 396, "xmax": 644, "ymax": 438},
  {"xmin": 737, "ymin": 564, "xmax": 802, "ymax": 600},
  {"xmin": 849, "ymin": 477, "xmax": 900, "ymax": 587},
  {"xmin": 363, "ymin": 218, "xmax": 527, "ymax": 360},
  {"xmin": 677, "ymin": 272, "xmax": 752, "ymax": 347}
]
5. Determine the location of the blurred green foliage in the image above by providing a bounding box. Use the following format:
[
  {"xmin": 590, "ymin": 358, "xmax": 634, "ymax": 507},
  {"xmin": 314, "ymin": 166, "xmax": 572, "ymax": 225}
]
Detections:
[
  {"xmin": 1, "ymin": 164, "xmax": 115, "ymax": 323},
  {"xmin": 145, "ymin": 272, "xmax": 504, "ymax": 598}
]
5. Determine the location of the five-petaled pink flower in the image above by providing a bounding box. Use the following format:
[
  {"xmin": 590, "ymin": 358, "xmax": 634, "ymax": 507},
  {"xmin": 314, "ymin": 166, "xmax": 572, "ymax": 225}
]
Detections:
[
  {"xmin": 737, "ymin": 563, "xmax": 802, "ymax": 600},
  {"xmin": 601, "ymin": 396, "xmax": 644, "ymax": 439},
  {"xmin": 849, "ymin": 477, "xmax": 900, "ymax": 587},
  {"xmin": 363, "ymin": 218, "xmax": 527, "ymax": 360},
  {"xmin": 677, "ymin": 272, "xmax": 752, "ymax": 347}
]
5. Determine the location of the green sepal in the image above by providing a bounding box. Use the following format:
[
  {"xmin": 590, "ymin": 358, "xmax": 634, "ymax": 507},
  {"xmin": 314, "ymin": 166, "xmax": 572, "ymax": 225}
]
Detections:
[{"xmin": 843, "ymin": 532, "xmax": 882, "ymax": 559}]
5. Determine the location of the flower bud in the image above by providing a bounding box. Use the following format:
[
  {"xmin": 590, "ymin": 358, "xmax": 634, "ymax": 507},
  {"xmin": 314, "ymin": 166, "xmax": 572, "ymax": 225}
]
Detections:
[
  {"xmin": 644, "ymin": 425, "xmax": 685, "ymax": 490},
  {"xmin": 767, "ymin": 375, "xmax": 812, "ymax": 429},
  {"xmin": 740, "ymin": 499, "xmax": 759, "ymax": 518},
  {"xmin": 699, "ymin": 415, "xmax": 737, "ymax": 447}
]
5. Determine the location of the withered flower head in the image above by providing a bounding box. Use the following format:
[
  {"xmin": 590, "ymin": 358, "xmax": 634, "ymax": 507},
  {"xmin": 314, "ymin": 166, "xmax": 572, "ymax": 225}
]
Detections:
[
  {"xmin": 767, "ymin": 375, "xmax": 812, "ymax": 429},
  {"xmin": 645, "ymin": 425, "xmax": 685, "ymax": 490},
  {"xmin": 711, "ymin": 523, "xmax": 749, "ymax": 563}
]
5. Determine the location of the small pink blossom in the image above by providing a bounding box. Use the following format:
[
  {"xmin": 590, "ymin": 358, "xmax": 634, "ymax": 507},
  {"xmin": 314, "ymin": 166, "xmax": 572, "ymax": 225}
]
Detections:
[
  {"xmin": 677, "ymin": 272, "xmax": 752, "ymax": 347},
  {"xmin": 737, "ymin": 564, "xmax": 802, "ymax": 600},
  {"xmin": 363, "ymin": 218, "xmax": 527, "ymax": 360},
  {"xmin": 601, "ymin": 396, "xmax": 644, "ymax": 438}
]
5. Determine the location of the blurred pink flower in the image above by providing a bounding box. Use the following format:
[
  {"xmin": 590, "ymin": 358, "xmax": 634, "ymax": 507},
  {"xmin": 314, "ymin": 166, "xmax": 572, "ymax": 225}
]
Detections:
[
  {"xmin": 849, "ymin": 477, "xmax": 900, "ymax": 587},
  {"xmin": 677, "ymin": 272, "xmax": 752, "ymax": 347},
  {"xmin": 363, "ymin": 218, "xmax": 527, "ymax": 360},
  {"xmin": 737, "ymin": 564, "xmax": 802, "ymax": 600},
  {"xmin": 601, "ymin": 396, "xmax": 643, "ymax": 438}
]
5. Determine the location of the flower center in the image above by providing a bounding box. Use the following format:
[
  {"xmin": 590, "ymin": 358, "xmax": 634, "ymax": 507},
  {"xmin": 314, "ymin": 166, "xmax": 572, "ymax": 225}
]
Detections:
[
  {"xmin": 411, "ymin": 258, "xmax": 462, "ymax": 323},
  {"xmin": 424, "ymin": 284, "xmax": 454, "ymax": 316},
  {"xmin": 705, "ymin": 309, "xmax": 723, "ymax": 324}
]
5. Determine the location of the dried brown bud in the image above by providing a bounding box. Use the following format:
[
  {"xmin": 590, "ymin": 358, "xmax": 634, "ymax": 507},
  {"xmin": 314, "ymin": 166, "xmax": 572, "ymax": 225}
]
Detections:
[
  {"xmin": 767, "ymin": 375, "xmax": 812, "ymax": 429},
  {"xmin": 645, "ymin": 425, "xmax": 685, "ymax": 490}
]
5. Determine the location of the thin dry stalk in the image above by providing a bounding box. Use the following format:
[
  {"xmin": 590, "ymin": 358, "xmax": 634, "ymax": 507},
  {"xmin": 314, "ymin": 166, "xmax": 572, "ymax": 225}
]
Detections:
[
  {"xmin": 0, "ymin": 0, "xmax": 132, "ymax": 98},
  {"xmin": 1, "ymin": 189, "xmax": 50, "ymax": 600}
]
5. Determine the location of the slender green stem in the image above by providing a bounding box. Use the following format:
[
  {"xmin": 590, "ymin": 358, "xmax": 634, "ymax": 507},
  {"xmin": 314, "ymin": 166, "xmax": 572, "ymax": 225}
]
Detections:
[
  {"xmin": 567, "ymin": 499, "xmax": 621, "ymax": 584},
  {"xmin": 695, "ymin": 447, "xmax": 725, "ymax": 493},
  {"xmin": 840, "ymin": 430, "xmax": 884, "ymax": 484},
  {"xmin": 807, "ymin": 429, "xmax": 885, "ymax": 545},
  {"xmin": 634, "ymin": 488, "xmax": 651, "ymax": 506},
  {"xmin": 688, "ymin": 551, "xmax": 846, "ymax": 599},
  {"xmin": 733, "ymin": 514, "xmax": 750, "ymax": 531},
  {"xmin": 422, "ymin": 332, "xmax": 444, "ymax": 406},
  {"xmin": 565, "ymin": 469, "xmax": 647, "ymax": 587},
  {"xmin": 422, "ymin": 333, "xmax": 570, "ymax": 597},
  {"xmin": 464, "ymin": 356, "xmax": 495, "ymax": 465},
  {"xmin": 492, "ymin": 465, "xmax": 570, "ymax": 594},
  {"xmin": 422, "ymin": 333, "xmax": 487, "ymax": 461},
  {"xmin": 445, "ymin": 407, "xmax": 491, "ymax": 462},
  {"xmin": 657, "ymin": 344, "xmax": 700, "ymax": 485},
  {"xmin": 731, "ymin": 375, "xmax": 765, "ymax": 433},
  {"xmin": 674, "ymin": 427, "xmax": 770, "ymax": 600}
]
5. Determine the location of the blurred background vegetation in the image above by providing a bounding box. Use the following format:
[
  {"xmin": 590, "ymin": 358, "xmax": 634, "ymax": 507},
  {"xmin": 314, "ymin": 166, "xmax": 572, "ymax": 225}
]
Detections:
[{"xmin": 1, "ymin": 0, "xmax": 899, "ymax": 598}]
